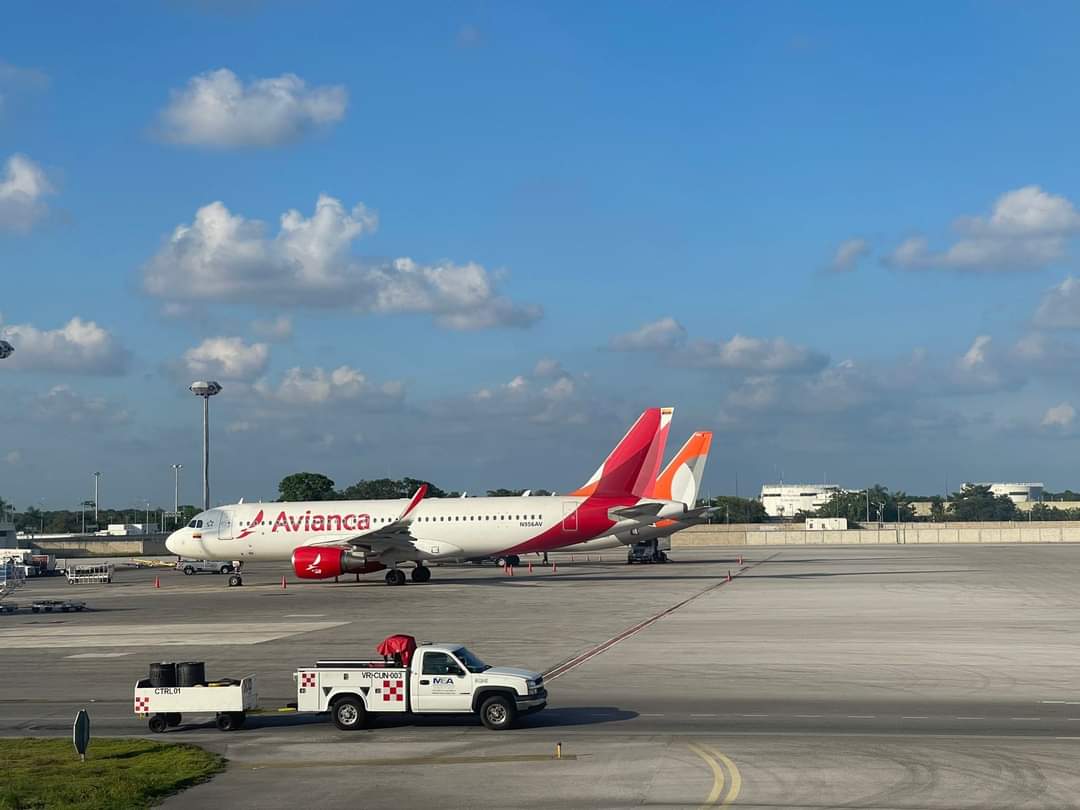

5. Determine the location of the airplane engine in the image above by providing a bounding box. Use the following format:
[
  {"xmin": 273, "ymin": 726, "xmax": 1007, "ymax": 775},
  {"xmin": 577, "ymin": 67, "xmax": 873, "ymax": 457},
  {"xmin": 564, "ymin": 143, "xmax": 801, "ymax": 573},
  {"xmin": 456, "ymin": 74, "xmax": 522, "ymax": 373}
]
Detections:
[{"xmin": 291, "ymin": 546, "xmax": 385, "ymax": 580}]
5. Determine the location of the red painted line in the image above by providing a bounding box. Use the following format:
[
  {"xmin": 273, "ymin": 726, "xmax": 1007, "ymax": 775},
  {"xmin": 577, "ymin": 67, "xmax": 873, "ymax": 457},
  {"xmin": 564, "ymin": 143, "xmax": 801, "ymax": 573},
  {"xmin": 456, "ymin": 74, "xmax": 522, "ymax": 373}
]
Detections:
[{"xmin": 542, "ymin": 553, "xmax": 779, "ymax": 681}]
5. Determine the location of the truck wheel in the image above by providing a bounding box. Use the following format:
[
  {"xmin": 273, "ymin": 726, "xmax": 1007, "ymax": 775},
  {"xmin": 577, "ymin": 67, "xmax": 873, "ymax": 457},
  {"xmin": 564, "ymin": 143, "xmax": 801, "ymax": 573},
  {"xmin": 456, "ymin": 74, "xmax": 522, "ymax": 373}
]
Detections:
[
  {"xmin": 410, "ymin": 566, "xmax": 431, "ymax": 583},
  {"xmin": 480, "ymin": 695, "xmax": 517, "ymax": 730},
  {"xmin": 165, "ymin": 713, "xmax": 182, "ymax": 727},
  {"xmin": 219, "ymin": 565, "xmax": 233, "ymax": 574},
  {"xmin": 228, "ymin": 574, "xmax": 242, "ymax": 587},
  {"xmin": 183, "ymin": 566, "xmax": 195, "ymax": 575},
  {"xmin": 148, "ymin": 714, "xmax": 168, "ymax": 733},
  {"xmin": 332, "ymin": 696, "xmax": 367, "ymax": 730}
]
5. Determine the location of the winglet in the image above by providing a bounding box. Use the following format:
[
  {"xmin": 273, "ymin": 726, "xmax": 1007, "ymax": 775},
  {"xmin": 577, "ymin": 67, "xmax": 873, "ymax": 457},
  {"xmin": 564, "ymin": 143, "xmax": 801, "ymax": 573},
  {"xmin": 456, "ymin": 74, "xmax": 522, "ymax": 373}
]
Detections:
[{"xmin": 398, "ymin": 484, "xmax": 428, "ymax": 522}]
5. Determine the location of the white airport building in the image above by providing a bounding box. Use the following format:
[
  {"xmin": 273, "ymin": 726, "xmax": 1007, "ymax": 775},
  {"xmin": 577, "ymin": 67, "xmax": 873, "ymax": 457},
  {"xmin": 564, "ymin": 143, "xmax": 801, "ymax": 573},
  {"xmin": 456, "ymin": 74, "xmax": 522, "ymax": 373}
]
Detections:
[
  {"xmin": 966, "ymin": 482, "xmax": 1044, "ymax": 503},
  {"xmin": 760, "ymin": 484, "xmax": 844, "ymax": 519}
]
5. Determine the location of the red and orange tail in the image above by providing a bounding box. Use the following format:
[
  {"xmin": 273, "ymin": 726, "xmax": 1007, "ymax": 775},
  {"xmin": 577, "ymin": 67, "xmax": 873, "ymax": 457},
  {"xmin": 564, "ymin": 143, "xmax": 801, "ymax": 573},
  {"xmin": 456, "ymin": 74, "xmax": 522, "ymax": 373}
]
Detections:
[
  {"xmin": 652, "ymin": 431, "xmax": 713, "ymax": 504},
  {"xmin": 570, "ymin": 407, "xmax": 673, "ymax": 499}
]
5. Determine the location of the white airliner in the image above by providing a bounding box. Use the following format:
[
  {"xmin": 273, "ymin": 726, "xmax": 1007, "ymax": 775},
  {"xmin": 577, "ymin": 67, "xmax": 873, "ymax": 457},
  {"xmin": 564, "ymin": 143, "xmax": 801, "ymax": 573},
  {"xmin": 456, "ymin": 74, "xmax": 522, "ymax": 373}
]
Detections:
[{"xmin": 166, "ymin": 407, "xmax": 695, "ymax": 586}]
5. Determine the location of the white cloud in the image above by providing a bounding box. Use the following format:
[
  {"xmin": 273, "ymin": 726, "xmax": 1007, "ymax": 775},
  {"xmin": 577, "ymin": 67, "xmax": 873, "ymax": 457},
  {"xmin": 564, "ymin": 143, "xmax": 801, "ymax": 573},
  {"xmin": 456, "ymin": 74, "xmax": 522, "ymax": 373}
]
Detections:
[
  {"xmin": 251, "ymin": 315, "xmax": 293, "ymax": 341},
  {"xmin": 608, "ymin": 317, "xmax": 687, "ymax": 351},
  {"xmin": 142, "ymin": 194, "xmax": 541, "ymax": 330},
  {"xmin": 827, "ymin": 238, "xmax": 870, "ymax": 272},
  {"xmin": 0, "ymin": 317, "xmax": 128, "ymax": 374},
  {"xmin": 1042, "ymin": 402, "xmax": 1075, "ymax": 428},
  {"xmin": 255, "ymin": 365, "xmax": 404, "ymax": 406},
  {"xmin": 4, "ymin": 450, "xmax": 21, "ymax": 465},
  {"xmin": 0, "ymin": 153, "xmax": 53, "ymax": 232},
  {"xmin": 29, "ymin": 385, "xmax": 131, "ymax": 426},
  {"xmin": 886, "ymin": 186, "xmax": 1080, "ymax": 272},
  {"xmin": 183, "ymin": 336, "xmax": 269, "ymax": 380},
  {"xmin": 156, "ymin": 68, "xmax": 347, "ymax": 148},
  {"xmin": 1034, "ymin": 276, "xmax": 1080, "ymax": 329},
  {"xmin": 685, "ymin": 334, "xmax": 828, "ymax": 373}
]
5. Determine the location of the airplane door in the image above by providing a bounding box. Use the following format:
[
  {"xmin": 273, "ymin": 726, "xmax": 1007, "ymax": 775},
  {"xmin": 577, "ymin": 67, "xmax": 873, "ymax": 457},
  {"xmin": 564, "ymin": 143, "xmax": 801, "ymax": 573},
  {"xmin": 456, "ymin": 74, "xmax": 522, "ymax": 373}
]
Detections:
[
  {"xmin": 217, "ymin": 511, "xmax": 233, "ymax": 540},
  {"xmin": 562, "ymin": 502, "xmax": 578, "ymax": 532}
]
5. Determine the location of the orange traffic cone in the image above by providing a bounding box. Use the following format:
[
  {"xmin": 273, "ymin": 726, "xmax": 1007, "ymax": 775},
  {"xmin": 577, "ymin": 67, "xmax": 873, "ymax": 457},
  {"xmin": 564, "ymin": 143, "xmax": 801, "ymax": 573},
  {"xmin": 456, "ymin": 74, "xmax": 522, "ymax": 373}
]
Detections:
[
  {"xmin": 528, "ymin": 562, "xmax": 533, "ymax": 573},
  {"xmin": 281, "ymin": 575, "xmax": 287, "ymax": 589},
  {"xmin": 552, "ymin": 561, "xmax": 558, "ymax": 573},
  {"xmin": 154, "ymin": 575, "xmax": 160, "ymax": 589}
]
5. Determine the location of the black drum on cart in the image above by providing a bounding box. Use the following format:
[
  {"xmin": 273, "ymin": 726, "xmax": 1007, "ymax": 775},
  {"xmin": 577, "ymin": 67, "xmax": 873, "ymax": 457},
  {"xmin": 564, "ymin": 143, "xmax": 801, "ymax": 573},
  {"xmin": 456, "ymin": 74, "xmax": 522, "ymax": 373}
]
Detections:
[
  {"xmin": 149, "ymin": 661, "xmax": 177, "ymax": 688},
  {"xmin": 177, "ymin": 661, "xmax": 206, "ymax": 687}
]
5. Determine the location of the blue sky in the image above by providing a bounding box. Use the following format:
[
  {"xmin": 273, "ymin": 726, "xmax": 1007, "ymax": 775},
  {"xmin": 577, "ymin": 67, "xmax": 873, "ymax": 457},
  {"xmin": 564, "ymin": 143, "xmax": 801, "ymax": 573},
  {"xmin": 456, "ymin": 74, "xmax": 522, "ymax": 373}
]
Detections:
[{"xmin": 5, "ymin": 1, "xmax": 1080, "ymax": 509}]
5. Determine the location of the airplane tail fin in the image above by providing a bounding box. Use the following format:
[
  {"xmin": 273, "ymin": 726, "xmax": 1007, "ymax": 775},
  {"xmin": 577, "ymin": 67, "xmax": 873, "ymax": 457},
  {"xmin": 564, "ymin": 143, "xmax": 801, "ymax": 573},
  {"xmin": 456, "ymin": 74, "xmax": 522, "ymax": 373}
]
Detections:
[
  {"xmin": 570, "ymin": 407, "xmax": 673, "ymax": 499},
  {"xmin": 653, "ymin": 431, "xmax": 713, "ymax": 506}
]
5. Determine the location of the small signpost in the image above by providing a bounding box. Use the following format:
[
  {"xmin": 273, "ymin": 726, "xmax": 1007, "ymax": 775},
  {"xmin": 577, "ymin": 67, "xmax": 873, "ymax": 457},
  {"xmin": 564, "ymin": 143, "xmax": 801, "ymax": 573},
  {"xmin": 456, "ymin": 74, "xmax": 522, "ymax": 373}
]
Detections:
[{"xmin": 73, "ymin": 709, "xmax": 90, "ymax": 762}]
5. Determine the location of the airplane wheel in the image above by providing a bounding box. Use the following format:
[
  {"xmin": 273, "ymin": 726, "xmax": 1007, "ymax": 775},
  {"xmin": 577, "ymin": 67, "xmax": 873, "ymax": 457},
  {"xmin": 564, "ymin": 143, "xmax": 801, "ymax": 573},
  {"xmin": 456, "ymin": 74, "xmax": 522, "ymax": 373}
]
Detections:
[
  {"xmin": 385, "ymin": 570, "xmax": 407, "ymax": 586},
  {"xmin": 228, "ymin": 574, "xmax": 242, "ymax": 587},
  {"xmin": 506, "ymin": 555, "xmax": 521, "ymax": 568},
  {"xmin": 410, "ymin": 566, "xmax": 431, "ymax": 583}
]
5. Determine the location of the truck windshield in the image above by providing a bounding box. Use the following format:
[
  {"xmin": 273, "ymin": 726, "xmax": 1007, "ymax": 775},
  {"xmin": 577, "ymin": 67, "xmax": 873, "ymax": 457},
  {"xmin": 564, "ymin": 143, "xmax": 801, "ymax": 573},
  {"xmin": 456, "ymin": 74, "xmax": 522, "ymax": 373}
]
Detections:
[{"xmin": 454, "ymin": 646, "xmax": 490, "ymax": 673}]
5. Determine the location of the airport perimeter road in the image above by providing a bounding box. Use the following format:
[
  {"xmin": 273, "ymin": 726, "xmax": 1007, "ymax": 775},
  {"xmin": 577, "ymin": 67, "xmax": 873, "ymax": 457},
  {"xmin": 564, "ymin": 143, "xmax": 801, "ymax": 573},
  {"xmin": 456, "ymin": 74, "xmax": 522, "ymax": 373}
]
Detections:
[{"xmin": 3, "ymin": 546, "xmax": 1080, "ymax": 808}]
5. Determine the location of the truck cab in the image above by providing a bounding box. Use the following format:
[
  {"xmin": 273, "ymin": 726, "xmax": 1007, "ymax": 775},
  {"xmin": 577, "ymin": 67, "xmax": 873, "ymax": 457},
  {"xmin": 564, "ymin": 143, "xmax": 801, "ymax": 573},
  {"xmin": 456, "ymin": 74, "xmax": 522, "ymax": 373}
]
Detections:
[{"xmin": 296, "ymin": 637, "xmax": 546, "ymax": 731}]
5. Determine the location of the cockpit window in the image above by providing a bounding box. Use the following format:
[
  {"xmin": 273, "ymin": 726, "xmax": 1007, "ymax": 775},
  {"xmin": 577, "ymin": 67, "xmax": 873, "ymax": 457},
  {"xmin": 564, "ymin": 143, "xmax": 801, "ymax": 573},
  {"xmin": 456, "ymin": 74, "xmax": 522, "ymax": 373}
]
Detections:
[{"xmin": 187, "ymin": 520, "xmax": 197, "ymax": 528}]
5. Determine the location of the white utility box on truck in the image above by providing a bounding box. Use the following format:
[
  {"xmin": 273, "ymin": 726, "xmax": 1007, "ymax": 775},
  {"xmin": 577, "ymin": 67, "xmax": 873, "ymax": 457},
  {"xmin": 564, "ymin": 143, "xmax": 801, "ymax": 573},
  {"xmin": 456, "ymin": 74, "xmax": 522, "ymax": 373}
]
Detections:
[{"xmin": 297, "ymin": 635, "xmax": 546, "ymax": 731}]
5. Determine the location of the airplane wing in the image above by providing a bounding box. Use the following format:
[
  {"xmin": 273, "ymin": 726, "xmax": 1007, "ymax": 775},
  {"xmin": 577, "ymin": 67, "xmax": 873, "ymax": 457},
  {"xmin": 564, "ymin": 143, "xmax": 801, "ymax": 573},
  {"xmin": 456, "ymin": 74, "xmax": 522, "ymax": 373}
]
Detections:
[{"xmin": 308, "ymin": 485, "xmax": 427, "ymax": 554}]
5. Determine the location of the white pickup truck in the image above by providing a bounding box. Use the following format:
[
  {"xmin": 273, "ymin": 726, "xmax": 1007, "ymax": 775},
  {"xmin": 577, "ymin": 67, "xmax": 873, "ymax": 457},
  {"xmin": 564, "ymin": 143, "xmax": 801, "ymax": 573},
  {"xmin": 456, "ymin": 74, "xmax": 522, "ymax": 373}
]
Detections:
[{"xmin": 297, "ymin": 642, "xmax": 547, "ymax": 731}]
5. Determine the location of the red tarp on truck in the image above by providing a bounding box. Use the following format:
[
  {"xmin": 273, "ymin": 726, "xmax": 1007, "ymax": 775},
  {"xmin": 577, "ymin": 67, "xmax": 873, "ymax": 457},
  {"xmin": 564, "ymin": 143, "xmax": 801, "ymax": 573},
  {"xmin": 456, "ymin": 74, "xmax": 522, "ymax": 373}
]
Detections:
[{"xmin": 377, "ymin": 634, "xmax": 417, "ymax": 666}]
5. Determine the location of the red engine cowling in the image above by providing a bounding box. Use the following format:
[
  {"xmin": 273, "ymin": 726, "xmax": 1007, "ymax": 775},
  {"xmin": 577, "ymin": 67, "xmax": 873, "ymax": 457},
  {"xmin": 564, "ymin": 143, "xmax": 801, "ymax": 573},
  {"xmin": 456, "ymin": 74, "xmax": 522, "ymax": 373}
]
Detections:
[{"xmin": 291, "ymin": 546, "xmax": 385, "ymax": 580}]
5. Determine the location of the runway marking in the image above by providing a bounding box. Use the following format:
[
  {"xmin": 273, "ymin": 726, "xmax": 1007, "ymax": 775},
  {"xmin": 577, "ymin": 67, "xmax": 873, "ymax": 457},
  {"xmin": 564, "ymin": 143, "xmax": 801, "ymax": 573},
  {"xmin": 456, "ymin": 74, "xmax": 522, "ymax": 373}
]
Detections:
[
  {"xmin": 688, "ymin": 743, "xmax": 742, "ymax": 807},
  {"xmin": 847, "ymin": 715, "xmax": 876, "ymax": 719},
  {"xmin": 283, "ymin": 614, "xmax": 326, "ymax": 618},
  {"xmin": 1012, "ymin": 717, "xmax": 1041, "ymax": 721},
  {"xmin": 543, "ymin": 552, "xmax": 781, "ymax": 681},
  {"xmin": 794, "ymin": 714, "xmax": 822, "ymax": 718},
  {"xmin": 641, "ymin": 713, "xmax": 665, "ymax": 717},
  {"xmin": 901, "ymin": 716, "xmax": 929, "ymax": 719},
  {"xmin": 65, "ymin": 652, "xmax": 132, "ymax": 659},
  {"xmin": 691, "ymin": 713, "xmax": 717, "ymax": 717},
  {"xmin": 740, "ymin": 713, "xmax": 768, "ymax": 717},
  {"xmin": 0, "ymin": 621, "xmax": 346, "ymax": 648},
  {"xmin": 956, "ymin": 716, "xmax": 985, "ymax": 720}
]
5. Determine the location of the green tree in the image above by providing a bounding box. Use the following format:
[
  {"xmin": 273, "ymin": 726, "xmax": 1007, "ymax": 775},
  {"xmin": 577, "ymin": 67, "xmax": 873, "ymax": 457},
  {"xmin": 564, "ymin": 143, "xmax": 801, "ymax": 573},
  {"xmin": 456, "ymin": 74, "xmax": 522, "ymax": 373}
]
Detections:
[
  {"xmin": 947, "ymin": 484, "xmax": 1018, "ymax": 521},
  {"xmin": 709, "ymin": 496, "xmax": 768, "ymax": 523},
  {"xmin": 929, "ymin": 496, "xmax": 946, "ymax": 522},
  {"xmin": 486, "ymin": 489, "xmax": 525, "ymax": 497},
  {"xmin": 339, "ymin": 478, "xmax": 449, "ymax": 500},
  {"xmin": 278, "ymin": 472, "xmax": 337, "ymax": 502}
]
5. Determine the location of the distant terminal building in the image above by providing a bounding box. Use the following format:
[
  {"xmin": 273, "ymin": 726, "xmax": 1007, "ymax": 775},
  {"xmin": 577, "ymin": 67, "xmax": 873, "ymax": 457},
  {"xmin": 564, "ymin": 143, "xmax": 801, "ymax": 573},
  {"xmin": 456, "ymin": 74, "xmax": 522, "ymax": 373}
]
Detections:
[
  {"xmin": 967, "ymin": 482, "xmax": 1044, "ymax": 503},
  {"xmin": 760, "ymin": 484, "xmax": 844, "ymax": 519}
]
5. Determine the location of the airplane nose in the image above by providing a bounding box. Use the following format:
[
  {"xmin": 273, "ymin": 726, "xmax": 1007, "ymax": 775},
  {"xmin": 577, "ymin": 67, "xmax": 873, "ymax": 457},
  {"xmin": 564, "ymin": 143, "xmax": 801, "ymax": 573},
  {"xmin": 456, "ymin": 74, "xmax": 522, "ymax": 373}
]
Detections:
[{"xmin": 165, "ymin": 531, "xmax": 183, "ymax": 555}]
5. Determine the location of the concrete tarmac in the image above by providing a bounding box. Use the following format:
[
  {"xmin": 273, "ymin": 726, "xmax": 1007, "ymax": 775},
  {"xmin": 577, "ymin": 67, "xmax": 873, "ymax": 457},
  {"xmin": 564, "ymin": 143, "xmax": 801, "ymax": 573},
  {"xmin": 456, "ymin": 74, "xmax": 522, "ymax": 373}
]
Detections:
[{"xmin": 2, "ymin": 545, "xmax": 1080, "ymax": 808}]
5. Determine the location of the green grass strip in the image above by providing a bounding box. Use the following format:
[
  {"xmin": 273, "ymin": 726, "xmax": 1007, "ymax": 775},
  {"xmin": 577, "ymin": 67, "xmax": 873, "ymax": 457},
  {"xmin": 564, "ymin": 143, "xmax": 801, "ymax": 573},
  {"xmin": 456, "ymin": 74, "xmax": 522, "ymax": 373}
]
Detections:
[{"xmin": 0, "ymin": 738, "xmax": 225, "ymax": 810}]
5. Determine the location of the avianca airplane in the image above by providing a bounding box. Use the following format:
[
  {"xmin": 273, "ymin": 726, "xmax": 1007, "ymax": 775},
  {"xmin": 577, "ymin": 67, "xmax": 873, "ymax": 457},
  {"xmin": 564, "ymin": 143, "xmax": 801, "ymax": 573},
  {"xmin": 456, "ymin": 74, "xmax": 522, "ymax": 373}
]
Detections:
[
  {"xmin": 165, "ymin": 407, "xmax": 691, "ymax": 586},
  {"xmin": 558, "ymin": 430, "xmax": 713, "ymax": 555}
]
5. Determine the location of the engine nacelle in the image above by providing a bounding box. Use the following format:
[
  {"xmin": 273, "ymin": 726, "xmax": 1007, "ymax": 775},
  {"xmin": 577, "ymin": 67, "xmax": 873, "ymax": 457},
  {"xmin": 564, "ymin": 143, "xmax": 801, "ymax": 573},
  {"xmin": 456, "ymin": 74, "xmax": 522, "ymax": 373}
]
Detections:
[{"xmin": 291, "ymin": 546, "xmax": 385, "ymax": 580}]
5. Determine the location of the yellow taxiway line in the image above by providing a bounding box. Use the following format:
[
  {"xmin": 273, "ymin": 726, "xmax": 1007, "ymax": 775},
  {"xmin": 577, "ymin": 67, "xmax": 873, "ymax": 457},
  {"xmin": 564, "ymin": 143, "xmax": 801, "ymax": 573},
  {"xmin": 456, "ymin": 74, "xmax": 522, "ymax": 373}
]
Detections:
[{"xmin": 688, "ymin": 743, "xmax": 742, "ymax": 807}]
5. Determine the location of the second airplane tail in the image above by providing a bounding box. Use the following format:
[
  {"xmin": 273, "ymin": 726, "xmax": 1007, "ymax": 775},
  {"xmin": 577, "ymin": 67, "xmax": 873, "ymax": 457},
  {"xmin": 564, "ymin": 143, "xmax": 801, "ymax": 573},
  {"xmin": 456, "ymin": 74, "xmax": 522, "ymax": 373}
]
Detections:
[
  {"xmin": 570, "ymin": 407, "xmax": 673, "ymax": 499},
  {"xmin": 653, "ymin": 431, "xmax": 713, "ymax": 506}
]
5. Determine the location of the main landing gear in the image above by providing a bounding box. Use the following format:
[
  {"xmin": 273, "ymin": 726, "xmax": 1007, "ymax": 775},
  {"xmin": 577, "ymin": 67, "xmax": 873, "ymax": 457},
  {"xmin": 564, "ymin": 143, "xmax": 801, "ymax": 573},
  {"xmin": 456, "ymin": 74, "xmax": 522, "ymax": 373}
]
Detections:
[{"xmin": 385, "ymin": 564, "xmax": 431, "ymax": 586}]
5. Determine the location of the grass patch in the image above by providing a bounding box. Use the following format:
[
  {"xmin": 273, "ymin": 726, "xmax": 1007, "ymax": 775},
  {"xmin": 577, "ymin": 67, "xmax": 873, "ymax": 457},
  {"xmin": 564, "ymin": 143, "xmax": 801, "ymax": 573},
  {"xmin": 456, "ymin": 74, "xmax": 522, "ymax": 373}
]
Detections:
[{"xmin": 0, "ymin": 738, "xmax": 225, "ymax": 810}]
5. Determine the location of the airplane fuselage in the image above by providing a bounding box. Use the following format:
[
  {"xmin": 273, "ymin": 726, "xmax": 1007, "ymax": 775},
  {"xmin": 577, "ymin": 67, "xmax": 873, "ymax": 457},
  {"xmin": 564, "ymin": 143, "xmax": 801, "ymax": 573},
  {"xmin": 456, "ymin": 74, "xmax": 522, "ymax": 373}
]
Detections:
[{"xmin": 166, "ymin": 494, "xmax": 687, "ymax": 565}]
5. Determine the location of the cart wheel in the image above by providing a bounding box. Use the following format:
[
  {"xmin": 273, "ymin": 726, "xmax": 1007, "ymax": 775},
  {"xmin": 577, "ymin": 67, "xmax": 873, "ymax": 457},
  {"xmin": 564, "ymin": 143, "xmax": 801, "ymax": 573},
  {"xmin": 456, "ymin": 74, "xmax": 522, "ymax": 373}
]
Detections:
[
  {"xmin": 148, "ymin": 714, "xmax": 168, "ymax": 733},
  {"xmin": 215, "ymin": 712, "xmax": 243, "ymax": 731},
  {"xmin": 165, "ymin": 713, "xmax": 182, "ymax": 727}
]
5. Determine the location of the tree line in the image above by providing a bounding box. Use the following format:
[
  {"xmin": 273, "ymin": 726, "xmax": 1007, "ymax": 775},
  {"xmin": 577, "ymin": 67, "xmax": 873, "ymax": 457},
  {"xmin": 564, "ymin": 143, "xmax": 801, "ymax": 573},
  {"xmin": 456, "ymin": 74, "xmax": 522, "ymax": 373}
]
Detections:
[{"xmin": 276, "ymin": 473, "xmax": 552, "ymax": 502}]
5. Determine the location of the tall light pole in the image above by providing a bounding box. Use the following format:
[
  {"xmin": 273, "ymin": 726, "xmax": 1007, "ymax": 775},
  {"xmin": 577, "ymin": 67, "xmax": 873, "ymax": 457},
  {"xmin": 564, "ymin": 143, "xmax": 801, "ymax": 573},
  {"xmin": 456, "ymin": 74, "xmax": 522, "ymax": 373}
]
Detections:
[
  {"xmin": 172, "ymin": 464, "xmax": 183, "ymax": 525},
  {"xmin": 189, "ymin": 381, "xmax": 222, "ymax": 511},
  {"xmin": 93, "ymin": 472, "xmax": 101, "ymax": 525}
]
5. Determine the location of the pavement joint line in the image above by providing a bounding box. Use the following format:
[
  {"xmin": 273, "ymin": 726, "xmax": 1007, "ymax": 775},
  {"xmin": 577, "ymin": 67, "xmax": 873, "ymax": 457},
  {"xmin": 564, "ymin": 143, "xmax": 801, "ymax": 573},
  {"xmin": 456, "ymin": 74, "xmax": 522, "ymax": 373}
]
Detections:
[
  {"xmin": 794, "ymin": 714, "xmax": 822, "ymax": 718},
  {"xmin": 542, "ymin": 551, "xmax": 782, "ymax": 681}
]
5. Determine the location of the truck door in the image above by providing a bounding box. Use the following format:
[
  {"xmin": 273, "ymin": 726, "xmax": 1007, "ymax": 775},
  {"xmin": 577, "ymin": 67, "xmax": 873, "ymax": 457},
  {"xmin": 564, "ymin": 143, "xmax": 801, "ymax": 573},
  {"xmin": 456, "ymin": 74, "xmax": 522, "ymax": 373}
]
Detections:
[{"xmin": 413, "ymin": 650, "xmax": 473, "ymax": 713}]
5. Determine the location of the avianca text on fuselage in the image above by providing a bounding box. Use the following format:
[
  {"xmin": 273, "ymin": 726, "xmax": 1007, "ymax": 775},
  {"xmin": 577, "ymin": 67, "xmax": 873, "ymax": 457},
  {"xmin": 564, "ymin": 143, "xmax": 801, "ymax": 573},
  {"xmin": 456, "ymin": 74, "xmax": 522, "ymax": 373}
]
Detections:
[{"xmin": 271, "ymin": 510, "xmax": 372, "ymax": 534}]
